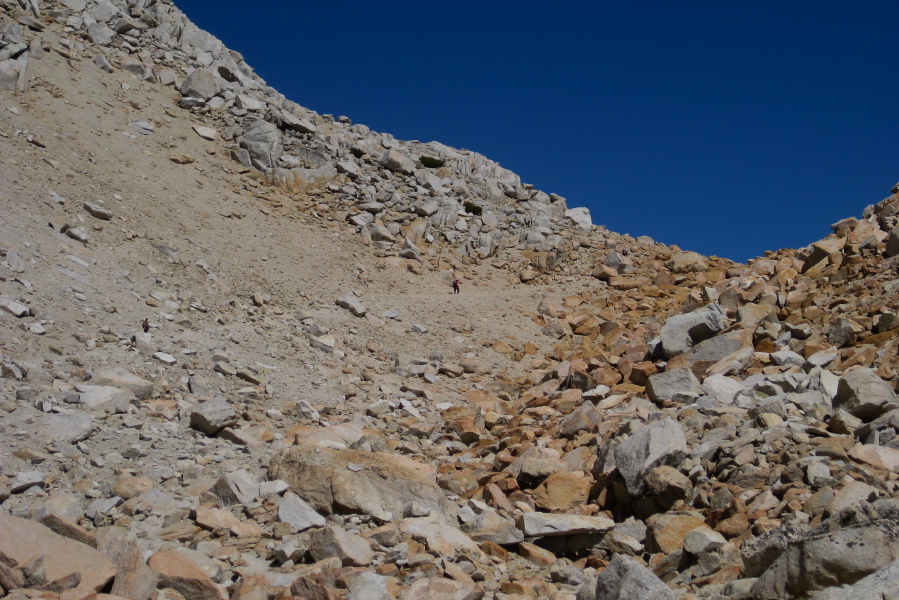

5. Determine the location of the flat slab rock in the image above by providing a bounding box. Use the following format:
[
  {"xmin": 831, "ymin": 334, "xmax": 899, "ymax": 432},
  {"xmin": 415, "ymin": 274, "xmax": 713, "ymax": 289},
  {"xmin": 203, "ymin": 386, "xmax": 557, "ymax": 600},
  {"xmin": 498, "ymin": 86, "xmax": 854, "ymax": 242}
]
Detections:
[
  {"xmin": 517, "ymin": 512, "xmax": 614, "ymax": 537},
  {"xmin": 0, "ymin": 513, "xmax": 116, "ymax": 592}
]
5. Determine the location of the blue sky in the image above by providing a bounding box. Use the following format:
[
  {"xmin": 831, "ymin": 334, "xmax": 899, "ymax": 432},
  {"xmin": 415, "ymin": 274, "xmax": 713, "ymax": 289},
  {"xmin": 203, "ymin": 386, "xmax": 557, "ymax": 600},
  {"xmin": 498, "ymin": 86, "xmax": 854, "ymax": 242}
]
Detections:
[{"xmin": 174, "ymin": 1, "xmax": 899, "ymax": 262}]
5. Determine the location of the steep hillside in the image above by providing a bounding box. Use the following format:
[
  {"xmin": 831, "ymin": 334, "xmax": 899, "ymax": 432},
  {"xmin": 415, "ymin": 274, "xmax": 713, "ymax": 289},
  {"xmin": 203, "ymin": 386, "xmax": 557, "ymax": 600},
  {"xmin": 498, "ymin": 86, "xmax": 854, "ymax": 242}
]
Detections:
[{"xmin": 1, "ymin": 1, "xmax": 899, "ymax": 600}]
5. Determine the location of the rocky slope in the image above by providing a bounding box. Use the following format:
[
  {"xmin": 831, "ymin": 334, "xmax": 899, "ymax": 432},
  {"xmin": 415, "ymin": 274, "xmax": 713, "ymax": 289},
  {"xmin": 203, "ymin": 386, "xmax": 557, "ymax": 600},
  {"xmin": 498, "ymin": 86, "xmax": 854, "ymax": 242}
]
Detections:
[{"xmin": 1, "ymin": 1, "xmax": 899, "ymax": 600}]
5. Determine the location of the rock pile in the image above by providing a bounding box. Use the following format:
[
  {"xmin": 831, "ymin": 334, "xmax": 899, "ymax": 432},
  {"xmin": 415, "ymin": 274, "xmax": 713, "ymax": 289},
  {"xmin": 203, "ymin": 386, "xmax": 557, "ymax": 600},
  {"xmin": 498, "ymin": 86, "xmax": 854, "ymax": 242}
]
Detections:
[{"xmin": 1, "ymin": 1, "xmax": 899, "ymax": 599}]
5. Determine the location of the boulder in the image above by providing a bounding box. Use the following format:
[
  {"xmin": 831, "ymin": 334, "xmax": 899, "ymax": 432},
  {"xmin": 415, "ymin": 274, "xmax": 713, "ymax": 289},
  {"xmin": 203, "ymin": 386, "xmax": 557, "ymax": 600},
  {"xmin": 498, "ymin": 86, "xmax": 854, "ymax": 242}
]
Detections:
[
  {"xmin": 381, "ymin": 150, "xmax": 415, "ymax": 175},
  {"xmin": 565, "ymin": 207, "xmax": 592, "ymax": 230},
  {"xmin": 74, "ymin": 384, "xmax": 133, "ymax": 413},
  {"xmin": 269, "ymin": 447, "xmax": 457, "ymax": 523},
  {"xmin": 238, "ymin": 119, "xmax": 283, "ymax": 170},
  {"xmin": 148, "ymin": 550, "xmax": 224, "ymax": 600},
  {"xmin": 190, "ymin": 399, "xmax": 238, "ymax": 435},
  {"xmin": 278, "ymin": 493, "xmax": 326, "ymax": 532},
  {"xmin": 517, "ymin": 513, "xmax": 614, "ymax": 537},
  {"xmin": 39, "ymin": 412, "xmax": 94, "ymax": 444},
  {"xmin": 885, "ymin": 224, "xmax": 899, "ymax": 258},
  {"xmin": 400, "ymin": 577, "xmax": 484, "ymax": 600},
  {"xmin": 180, "ymin": 67, "xmax": 219, "ymax": 100},
  {"xmin": 95, "ymin": 528, "xmax": 158, "ymax": 600},
  {"xmin": 810, "ymin": 558, "xmax": 899, "ymax": 600},
  {"xmin": 0, "ymin": 514, "xmax": 115, "ymax": 592},
  {"xmin": 645, "ymin": 465, "xmax": 694, "ymax": 509},
  {"xmin": 660, "ymin": 306, "xmax": 725, "ymax": 359},
  {"xmin": 833, "ymin": 368, "xmax": 899, "ymax": 420},
  {"xmin": 309, "ymin": 525, "xmax": 374, "ymax": 567},
  {"xmin": 646, "ymin": 368, "xmax": 702, "ymax": 403},
  {"xmin": 595, "ymin": 554, "xmax": 676, "ymax": 600},
  {"xmin": 91, "ymin": 368, "xmax": 153, "ymax": 400},
  {"xmin": 666, "ymin": 251, "xmax": 708, "ymax": 274},
  {"xmin": 751, "ymin": 519, "xmax": 899, "ymax": 599},
  {"xmin": 614, "ymin": 418, "xmax": 688, "ymax": 496}
]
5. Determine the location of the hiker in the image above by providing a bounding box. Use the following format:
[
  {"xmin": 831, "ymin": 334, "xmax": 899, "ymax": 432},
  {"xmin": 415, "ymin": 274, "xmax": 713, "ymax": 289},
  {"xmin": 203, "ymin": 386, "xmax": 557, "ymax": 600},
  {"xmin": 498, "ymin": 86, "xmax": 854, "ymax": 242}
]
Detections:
[
  {"xmin": 142, "ymin": 318, "xmax": 150, "ymax": 333},
  {"xmin": 452, "ymin": 276, "xmax": 461, "ymax": 294}
]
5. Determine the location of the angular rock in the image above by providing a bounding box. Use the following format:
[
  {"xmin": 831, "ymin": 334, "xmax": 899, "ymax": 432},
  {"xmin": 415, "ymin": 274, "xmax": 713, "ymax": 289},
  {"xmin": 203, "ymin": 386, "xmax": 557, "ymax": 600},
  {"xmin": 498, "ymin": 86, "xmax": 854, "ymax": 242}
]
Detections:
[
  {"xmin": 95, "ymin": 528, "xmax": 157, "ymax": 600},
  {"xmin": 190, "ymin": 399, "xmax": 238, "ymax": 435},
  {"xmin": 180, "ymin": 67, "xmax": 219, "ymax": 100},
  {"xmin": 74, "ymin": 384, "xmax": 133, "ymax": 413},
  {"xmin": 238, "ymin": 119, "xmax": 282, "ymax": 170},
  {"xmin": 660, "ymin": 307, "xmax": 725, "ymax": 359},
  {"xmin": 518, "ymin": 513, "xmax": 614, "ymax": 537},
  {"xmin": 400, "ymin": 577, "xmax": 484, "ymax": 600},
  {"xmin": 810, "ymin": 558, "xmax": 899, "ymax": 600},
  {"xmin": 309, "ymin": 525, "xmax": 374, "ymax": 567},
  {"xmin": 646, "ymin": 368, "xmax": 702, "ymax": 403},
  {"xmin": 751, "ymin": 519, "xmax": 899, "ymax": 599},
  {"xmin": 595, "ymin": 554, "xmax": 675, "ymax": 600},
  {"xmin": 269, "ymin": 447, "xmax": 457, "ymax": 523},
  {"xmin": 277, "ymin": 492, "xmax": 326, "ymax": 532},
  {"xmin": 337, "ymin": 293, "xmax": 367, "ymax": 317},
  {"xmin": 0, "ymin": 514, "xmax": 115, "ymax": 592},
  {"xmin": 39, "ymin": 412, "xmax": 94, "ymax": 444},
  {"xmin": 91, "ymin": 368, "xmax": 153, "ymax": 400},
  {"xmin": 833, "ymin": 368, "xmax": 899, "ymax": 420},
  {"xmin": 83, "ymin": 202, "xmax": 113, "ymax": 220},
  {"xmin": 645, "ymin": 465, "xmax": 694, "ymax": 509},
  {"xmin": 211, "ymin": 470, "xmax": 260, "ymax": 506},
  {"xmin": 614, "ymin": 418, "xmax": 688, "ymax": 496},
  {"xmin": 148, "ymin": 550, "xmax": 223, "ymax": 600}
]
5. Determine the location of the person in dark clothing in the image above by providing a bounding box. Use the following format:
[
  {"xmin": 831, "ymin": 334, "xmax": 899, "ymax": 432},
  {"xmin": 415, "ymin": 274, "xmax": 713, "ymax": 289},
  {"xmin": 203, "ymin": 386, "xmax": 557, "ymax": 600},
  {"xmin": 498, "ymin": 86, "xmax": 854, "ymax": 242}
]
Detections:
[
  {"xmin": 142, "ymin": 318, "xmax": 150, "ymax": 333},
  {"xmin": 452, "ymin": 277, "xmax": 460, "ymax": 294}
]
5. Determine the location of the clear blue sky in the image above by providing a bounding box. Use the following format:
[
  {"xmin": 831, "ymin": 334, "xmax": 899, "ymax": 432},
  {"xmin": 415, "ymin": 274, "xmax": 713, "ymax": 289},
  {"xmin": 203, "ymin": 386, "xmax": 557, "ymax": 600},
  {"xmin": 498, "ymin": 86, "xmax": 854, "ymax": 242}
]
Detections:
[{"xmin": 174, "ymin": 0, "xmax": 899, "ymax": 262}]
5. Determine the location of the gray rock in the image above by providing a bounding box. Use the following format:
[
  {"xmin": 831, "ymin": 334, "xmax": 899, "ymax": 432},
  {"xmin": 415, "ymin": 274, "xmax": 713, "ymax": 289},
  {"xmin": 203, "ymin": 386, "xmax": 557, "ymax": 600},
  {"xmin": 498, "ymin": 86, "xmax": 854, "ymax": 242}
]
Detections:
[
  {"xmin": 0, "ymin": 60, "xmax": 18, "ymax": 91},
  {"xmin": 0, "ymin": 295, "xmax": 29, "ymax": 317},
  {"xmin": 39, "ymin": 412, "xmax": 94, "ymax": 444},
  {"xmin": 614, "ymin": 418, "xmax": 687, "ymax": 496},
  {"xmin": 380, "ymin": 149, "xmax": 415, "ymax": 175},
  {"xmin": 565, "ymin": 207, "xmax": 592, "ymax": 230},
  {"xmin": 336, "ymin": 293, "xmax": 367, "ymax": 317},
  {"xmin": 4, "ymin": 250, "xmax": 26, "ymax": 274},
  {"xmin": 65, "ymin": 226, "xmax": 89, "ymax": 243},
  {"xmin": 751, "ymin": 519, "xmax": 899, "ymax": 599},
  {"xmin": 810, "ymin": 558, "xmax": 899, "ymax": 600},
  {"xmin": 83, "ymin": 203, "xmax": 113, "ymax": 220},
  {"xmin": 464, "ymin": 508, "xmax": 523, "ymax": 544},
  {"xmin": 348, "ymin": 572, "xmax": 395, "ymax": 600},
  {"xmin": 238, "ymin": 119, "xmax": 282, "ymax": 170},
  {"xmin": 277, "ymin": 493, "xmax": 326, "ymax": 532},
  {"xmin": 91, "ymin": 368, "xmax": 153, "ymax": 400},
  {"xmin": 190, "ymin": 398, "xmax": 238, "ymax": 435},
  {"xmin": 211, "ymin": 470, "xmax": 260, "ymax": 506},
  {"xmin": 833, "ymin": 368, "xmax": 899, "ymax": 420},
  {"xmin": 660, "ymin": 306, "xmax": 726, "ymax": 359},
  {"xmin": 884, "ymin": 224, "xmax": 899, "ymax": 258},
  {"xmin": 595, "ymin": 554, "xmax": 676, "ymax": 600},
  {"xmin": 701, "ymin": 374, "xmax": 744, "ymax": 405},
  {"xmin": 74, "ymin": 384, "xmax": 133, "ymax": 413},
  {"xmin": 86, "ymin": 23, "xmax": 115, "ymax": 46},
  {"xmin": 517, "ymin": 513, "xmax": 614, "ymax": 537},
  {"xmin": 369, "ymin": 224, "xmax": 395, "ymax": 242},
  {"xmin": 309, "ymin": 525, "xmax": 373, "ymax": 567},
  {"xmin": 646, "ymin": 368, "xmax": 702, "ymax": 403},
  {"xmin": 11, "ymin": 470, "xmax": 47, "ymax": 493},
  {"xmin": 180, "ymin": 67, "xmax": 219, "ymax": 100},
  {"xmin": 576, "ymin": 574, "xmax": 599, "ymax": 600},
  {"xmin": 129, "ymin": 121, "xmax": 154, "ymax": 135}
]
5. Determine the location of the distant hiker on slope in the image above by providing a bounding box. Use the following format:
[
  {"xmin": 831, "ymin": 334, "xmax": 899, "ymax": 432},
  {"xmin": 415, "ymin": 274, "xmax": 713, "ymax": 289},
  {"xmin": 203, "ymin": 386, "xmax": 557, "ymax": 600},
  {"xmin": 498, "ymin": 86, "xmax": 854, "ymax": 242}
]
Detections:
[{"xmin": 452, "ymin": 275, "xmax": 461, "ymax": 294}]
